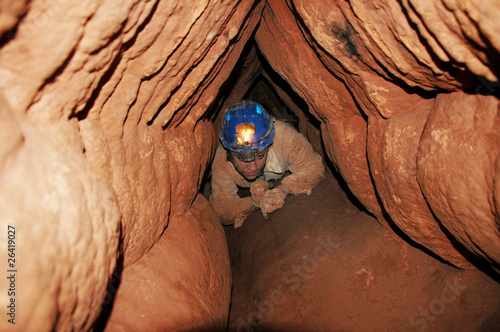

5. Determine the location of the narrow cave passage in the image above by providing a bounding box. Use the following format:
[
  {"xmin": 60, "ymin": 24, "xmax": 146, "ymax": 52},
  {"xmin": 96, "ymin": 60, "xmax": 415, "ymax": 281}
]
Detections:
[
  {"xmin": 202, "ymin": 40, "xmax": 500, "ymax": 332},
  {"xmin": 2, "ymin": 0, "xmax": 500, "ymax": 330}
]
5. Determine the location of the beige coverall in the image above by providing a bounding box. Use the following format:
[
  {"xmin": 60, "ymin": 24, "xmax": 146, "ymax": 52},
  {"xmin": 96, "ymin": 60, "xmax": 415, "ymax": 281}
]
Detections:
[{"xmin": 209, "ymin": 120, "xmax": 325, "ymax": 227}]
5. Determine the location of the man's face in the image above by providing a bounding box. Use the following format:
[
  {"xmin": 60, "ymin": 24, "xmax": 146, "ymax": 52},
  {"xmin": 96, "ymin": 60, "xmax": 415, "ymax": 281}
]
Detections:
[{"xmin": 229, "ymin": 147, "xmax": 269, "ymax": 181}]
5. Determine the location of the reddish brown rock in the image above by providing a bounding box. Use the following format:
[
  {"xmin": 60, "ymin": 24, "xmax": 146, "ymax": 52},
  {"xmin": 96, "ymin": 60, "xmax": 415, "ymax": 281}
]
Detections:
[
  {"xmin": 367, "ymin": 94, "xmax": 471, "ymax": 268},
  {"xmin": 292, "ymin": 0, "xmax": 497, "ymax": 89},
  {"xmin": 404, "ymin": 0, "xmax": 500, "ymax": 82},
  {"xmin": 417, "ymin": 91, "xmax": 500, "ymax": 271},
  {"xmin": 0, "ymin": 0, "xmax": 30, "ymax": 38},
  {"xmin": 256, "ymin": 0, "xmax": 500, "ymax": 270},
  {"xmin": 255, "ymin": 0, "xmax": 385, "ymax": 223},
  {"xmin": 0, "ymin": 96, "xmax": 120, "ymax": 331},
  {"xmin": 0, "ymin": 0, "xmax": 499, "ymax": 330},
  {"xmin": 103, "ymin": 195, "xmax": 231, "ymax": 331},
  {"xmin": 0, "ymin": 0, "xmax": 261, "ymax": 329}
]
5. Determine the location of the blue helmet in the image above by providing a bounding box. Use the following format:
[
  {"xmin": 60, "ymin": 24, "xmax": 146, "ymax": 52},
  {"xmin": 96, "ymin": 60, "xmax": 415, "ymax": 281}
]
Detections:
[{"xmin": 220, "ymin": 100, "xmax": 275, "ymax": 162}]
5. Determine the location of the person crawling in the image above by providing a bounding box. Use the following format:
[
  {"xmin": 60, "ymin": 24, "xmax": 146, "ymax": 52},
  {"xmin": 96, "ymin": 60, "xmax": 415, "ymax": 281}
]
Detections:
[{"xmin": 209, "ymin": 100, "xmax": 325, "ymax": 228}]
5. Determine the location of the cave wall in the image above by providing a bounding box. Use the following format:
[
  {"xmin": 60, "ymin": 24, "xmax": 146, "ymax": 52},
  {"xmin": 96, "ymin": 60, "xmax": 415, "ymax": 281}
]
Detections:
[
  {"xmin": 0, "ymin": 0, "xmax": 499, "ymax": 330},
  {"xmin": 0, "ymin": 0, "xmax": 263, "ymax": 330},
  {"xmin": 255, "ymin": 0, "xmax": 500, "ymax": 270}
]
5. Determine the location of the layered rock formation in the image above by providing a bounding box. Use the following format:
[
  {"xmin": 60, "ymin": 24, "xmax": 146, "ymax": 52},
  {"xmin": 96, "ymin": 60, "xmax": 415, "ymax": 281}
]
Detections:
[
  {"xmin": 0, "ymin": 0, "xmax": 498, "ymax": 330},
  {"xmin": 255, "ymin": 0, "xmax": 500, "ymax": 270}
]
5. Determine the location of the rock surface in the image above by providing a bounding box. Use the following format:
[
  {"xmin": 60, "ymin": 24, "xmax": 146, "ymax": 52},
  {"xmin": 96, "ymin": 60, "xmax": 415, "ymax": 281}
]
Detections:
[
  {"xmin": 0, "ymin": 0, "xmax": 499, "ymax": 330},
  {"xmin": 0, "ymin": 0, "xmax": 262, "ymax": 330},
  {"xmin": 225, "ymin": 170, "xmax": 500, "ymax": 331},
  {"xmin": 255, "ymin": 0, "xmax": 500, "ymax": 269},
  {"xmin": 102, "ymin": 195, "xmax": 231, "ymax": 331}
]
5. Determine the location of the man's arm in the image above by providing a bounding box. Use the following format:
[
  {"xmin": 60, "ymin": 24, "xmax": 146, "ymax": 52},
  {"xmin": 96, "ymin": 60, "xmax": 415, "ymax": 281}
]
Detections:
[
  {"xmin": 277, "ymin": 122, "xmax": 325, "ymax": 195},
  {"xmin": 258, "ymin": 122, "xmax": 324, "ymax": 218},
  {"xmin": 209, "ymin": 147, "xmax": 255, "ymax": 226}
]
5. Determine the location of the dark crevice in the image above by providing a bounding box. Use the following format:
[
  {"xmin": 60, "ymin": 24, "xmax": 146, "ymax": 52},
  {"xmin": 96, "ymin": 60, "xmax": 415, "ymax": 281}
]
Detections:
[
  {"xmin": 243, "ymin": 75, "xmax": 299, "ymax": 129},
  {"xmin": 424, "ymin": 201, "xmax": 500, "ymax": 283},
  {"xmin": 93, "ymin": 222, "xmax": 125, "ymax": 331},
  {"xmin": 253, "ymin": 42, "xmax": 309, "ymax": 116},
  {"xmin": 0, "ymin": 24, "xmax": 19, "ymax": 48},
  {"xmin": 205, "ymin": 38, "xmax": 262, "ymax": 123},
  {"xmin": 74, "ymin": 50, "xmax": 122, "ymax": 121}
]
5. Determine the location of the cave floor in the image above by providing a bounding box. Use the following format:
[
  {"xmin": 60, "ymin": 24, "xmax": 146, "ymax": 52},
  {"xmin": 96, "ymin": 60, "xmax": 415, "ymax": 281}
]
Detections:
[{"xmin": 223, "ymin": 169, "xmax": 500, "ymax": 332}]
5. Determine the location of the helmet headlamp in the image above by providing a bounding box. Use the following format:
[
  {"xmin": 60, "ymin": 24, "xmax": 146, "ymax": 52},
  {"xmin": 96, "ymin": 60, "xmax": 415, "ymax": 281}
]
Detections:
[
  {"xmin": 219, "ymin": 101, "xmax": 275, "ymax": 162},
  {"xmin": 236, "ymin": 123, "xmax": 256, "ymax": 145},
  {"xmin": 238, "ymin": 149, "xmax": 257, "ymax": 162}
]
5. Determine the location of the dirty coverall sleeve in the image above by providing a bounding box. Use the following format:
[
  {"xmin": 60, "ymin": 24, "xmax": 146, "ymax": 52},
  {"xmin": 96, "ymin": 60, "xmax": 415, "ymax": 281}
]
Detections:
[
  {"xmin": 276, "ymin": 122, "xmax": 325, "ymax": 195},
  {"xmin": 209, "ymin": 146, "xmax": 254, "ymax": 225}
]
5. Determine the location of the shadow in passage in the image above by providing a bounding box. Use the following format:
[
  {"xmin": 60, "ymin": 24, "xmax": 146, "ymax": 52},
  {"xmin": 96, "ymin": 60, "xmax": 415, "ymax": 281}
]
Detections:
[{"xmin": 93, "ymin": 252, "xmax": 124, "ymax": 331}]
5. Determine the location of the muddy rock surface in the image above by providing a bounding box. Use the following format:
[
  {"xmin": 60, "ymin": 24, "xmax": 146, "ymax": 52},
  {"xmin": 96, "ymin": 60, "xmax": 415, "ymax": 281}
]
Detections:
[{"xmin": 226, "ymin": 170, "xmax": 500, "ymax": 331}]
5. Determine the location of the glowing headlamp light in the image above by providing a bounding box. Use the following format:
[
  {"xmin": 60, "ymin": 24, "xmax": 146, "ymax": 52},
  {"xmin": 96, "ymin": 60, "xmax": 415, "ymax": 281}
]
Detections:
[
  {"xmin": 233, "ymin": 123, "xmax": 258, "ymax": 162},
  {"xmin": 236, "ymin": 123, "xmax": 255, "ymax": 145}
]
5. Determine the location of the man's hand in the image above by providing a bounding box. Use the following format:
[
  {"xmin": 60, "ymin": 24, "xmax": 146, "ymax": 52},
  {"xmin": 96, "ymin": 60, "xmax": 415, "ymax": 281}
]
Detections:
[
  {"xmin": 250, "ymin": 180, "xmax": 272, "ymax": 208},
  {"xmin": 260, "ymin": 187, "xmax": 288, "ymax": 219}
]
